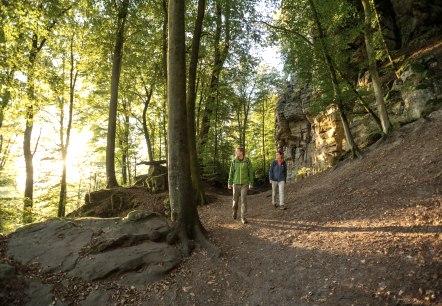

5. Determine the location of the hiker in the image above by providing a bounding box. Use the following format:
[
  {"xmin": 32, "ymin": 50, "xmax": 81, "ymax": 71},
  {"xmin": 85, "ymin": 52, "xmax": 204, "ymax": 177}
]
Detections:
[
  {"xmin": 269, "ymin": 150, "xmax": 287, "ymax": 210},
  {"xmin": 228, "ymin": 147, "xmax": 254, "ymax": 224}
]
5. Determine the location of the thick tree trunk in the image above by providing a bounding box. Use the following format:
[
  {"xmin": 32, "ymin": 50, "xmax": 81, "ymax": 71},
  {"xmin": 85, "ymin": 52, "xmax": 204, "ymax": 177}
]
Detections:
[
  {"xmin": 106, "ymin": 0, "xmax": 129, "ymax": 188},
  {"xmin": 362, "ymin": 0, "xmax": 392, "ymax": 136},
  {"xmin": 198, "ymin": 0, "xmax": 230, "ymax": 150},
  {"xmin": 187, "ymin": 0, "xmax": 207, "ymax": 205},
  {"xmin": 308, "ymin": 0, "xmax": 361, "ymax": 158},
  {"xmin": 167, "ymin": 0, "xmax": 219, "ymax": 257}
]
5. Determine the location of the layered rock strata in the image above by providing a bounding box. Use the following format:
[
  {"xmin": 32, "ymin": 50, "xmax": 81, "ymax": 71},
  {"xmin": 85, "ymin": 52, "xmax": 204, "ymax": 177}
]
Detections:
[{"xmin": 275, "ymin": 53, "xmax": 442, "ymax": 182}]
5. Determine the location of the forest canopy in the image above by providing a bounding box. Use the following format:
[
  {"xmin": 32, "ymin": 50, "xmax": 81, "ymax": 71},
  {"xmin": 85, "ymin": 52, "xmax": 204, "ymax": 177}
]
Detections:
[
  {"xmin": 1, "ymin": 0, "xmax": 430, "ymax": 231},
  {"xmin": 0, "ymin": 0, "xmax": 282, "ymax": 230}
]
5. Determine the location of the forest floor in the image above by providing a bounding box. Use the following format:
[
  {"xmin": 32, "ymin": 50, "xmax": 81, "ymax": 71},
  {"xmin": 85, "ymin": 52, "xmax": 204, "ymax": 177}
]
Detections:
[
  {"xmin": 141, "ymin": 110, "xmax": 442, "ymax": 305},
  {"xmin": 2, "ymin": 111, "xmax": 441, "ymax": 306}
]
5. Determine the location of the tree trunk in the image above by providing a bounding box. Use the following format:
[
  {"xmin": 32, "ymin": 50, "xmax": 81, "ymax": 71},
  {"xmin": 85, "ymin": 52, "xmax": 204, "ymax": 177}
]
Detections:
[
  {"xmin": 187, "ymin": 0, "xmax": 207, "ymax": 205},
  {"xmin": 23, "ymin": 105, "xmax": 34, "ymax": 223},
  {"xmin": 362, "ymin": 0, "xmax": 392, "ymax": 136},
  {"xmin": 23, "ymin": 33, "xmax": 40, "ymax": 224},
  {"xmin": 262, "ymin": 98, "xmax": 266, "ymax": 175},
  {"xmin": 167, "ymin": 0, "xmax": 219, "ymax": 257},
  {"xmin": 198, "ymin": 0, "xmax": 230, "ymax": 150},
  {"xmin": 308, "ymin": 0, "xmax": 361, "ymax": 158},
  {"xmin": 142, "ymin": 87, "xmax": 154, "ymax": 161},
  {"xmin": 213, "ymin": 89, "xmax": 219, "ymax": 170},
  {"xmin": 105, "ymin": 0, "xmax": 129, "ymax": 188},
  {"xmin": 121, "ymin": 105, "xmax": 130, "ymax": 185},
  {"xmin": 162, "ymin": 0, "xmax": 168, "ymax": 162},
  {"xmin": 162, "ymin": 0, "xmax": 168, "ymax": 82},
  {"xmin": 335, "ymin": 66, "xmax": 383, "ymax": 131},
  {"xmin": 58, "ymin": 36, "xmax": 77, "ymax": 218}
]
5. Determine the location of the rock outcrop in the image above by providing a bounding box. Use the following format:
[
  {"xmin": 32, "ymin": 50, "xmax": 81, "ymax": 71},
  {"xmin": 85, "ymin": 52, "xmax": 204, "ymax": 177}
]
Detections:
[
  {"xmin": 275, "ymin": 48, "xmax": 442, "ymax": 181},
  {"xmin": 5, "ymin": 211, "xmax": 181, "ymax": 305}
]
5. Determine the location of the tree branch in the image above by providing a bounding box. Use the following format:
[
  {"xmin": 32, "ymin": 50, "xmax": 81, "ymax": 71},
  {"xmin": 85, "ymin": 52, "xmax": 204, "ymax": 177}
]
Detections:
[{"xmin": 259, "ymin": 20, "xmax": 313, "ymax": 47}]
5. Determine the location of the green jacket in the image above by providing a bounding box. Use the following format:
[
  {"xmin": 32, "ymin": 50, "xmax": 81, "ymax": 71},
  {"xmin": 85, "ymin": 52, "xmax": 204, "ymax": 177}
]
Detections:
[{"xmin": 228, "ymin": 157, "xmax": 254, "ymax": 185}]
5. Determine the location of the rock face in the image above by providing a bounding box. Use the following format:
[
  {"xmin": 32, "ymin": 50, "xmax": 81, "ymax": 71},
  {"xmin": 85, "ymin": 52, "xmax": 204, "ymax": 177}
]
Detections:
[
  {"xmin": 7, "ymin": 211, "xmax": 181, "ymax": 290},
  {"xmin": 275, "ymin": 51, "xmax": 442, "ymax": 181},
  {"xmin": 275, "ymin": 82, "xmax": 348, "ymax": 181},
  {"xmin": 366, "ymin": 0, "xmax": 442, "ymax": 49},
  {"xmin": 395, "ymin": 55, "xmax": 442, "ymax": 119}
]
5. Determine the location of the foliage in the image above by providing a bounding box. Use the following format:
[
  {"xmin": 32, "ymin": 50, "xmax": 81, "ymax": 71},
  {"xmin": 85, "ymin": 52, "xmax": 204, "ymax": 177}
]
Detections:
[
  {"xmin": 0, "ymin": 0, "xmax": 284, "ymax": 228},
  {"xmin": 275, "ymin": 0, "xmax": 363, "ymax": 114}
]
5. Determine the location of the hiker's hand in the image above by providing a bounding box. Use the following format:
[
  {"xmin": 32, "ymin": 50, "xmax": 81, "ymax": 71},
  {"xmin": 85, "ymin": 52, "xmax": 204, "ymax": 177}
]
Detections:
[
  {"xmin": 249, "ymin": 184, "xmax": 253, "ymax": 189},
  {"xmin": 269, "ymin": 180, "xmax": 272, "ymax": 184},
  {"xmin": 228, "ymin": 185, "xmax": 232, "ymax": 189}
]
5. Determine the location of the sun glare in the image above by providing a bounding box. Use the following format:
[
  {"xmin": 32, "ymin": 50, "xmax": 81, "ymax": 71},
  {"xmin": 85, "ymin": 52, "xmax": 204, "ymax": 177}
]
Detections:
[{"xmin": 14, "ymin": 127, "xmax": 93, "ymax": 193}]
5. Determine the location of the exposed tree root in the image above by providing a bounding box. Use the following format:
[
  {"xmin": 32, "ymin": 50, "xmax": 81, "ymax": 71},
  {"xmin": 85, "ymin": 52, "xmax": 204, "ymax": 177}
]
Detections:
[{"xmin": 167, "ymin": 220, "xmax": 221, "ymax": 258}]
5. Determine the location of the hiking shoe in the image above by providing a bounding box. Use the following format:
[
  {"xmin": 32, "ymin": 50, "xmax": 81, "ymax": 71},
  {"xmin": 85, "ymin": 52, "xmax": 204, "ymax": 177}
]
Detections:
[
  {"xmin": 279, "ymin": 205, "xmax": 286, "ymax": 210},
  {"xmin": 273, "ymin": 203, "xmax": 277, "ymax": 208},
  {"xmin": 241, "ymin": 218, "xmax": 248, "ymax": 224},
  {"xmin": 232, "ymin": 210, "xmax": 237, "ymax": 220}
]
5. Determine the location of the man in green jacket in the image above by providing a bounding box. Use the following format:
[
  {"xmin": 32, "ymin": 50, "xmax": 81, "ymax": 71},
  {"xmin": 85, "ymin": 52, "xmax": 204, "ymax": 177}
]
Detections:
[{"xmin": 228, "ymin": 147, "xmax": 254, "ymax": 224}]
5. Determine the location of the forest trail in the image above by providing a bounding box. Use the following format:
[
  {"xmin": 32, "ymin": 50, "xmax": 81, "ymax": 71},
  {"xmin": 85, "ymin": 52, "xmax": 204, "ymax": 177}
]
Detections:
[
  {"xmin": 1, "ymin": 110, "xmax": 441, "ymax": 305},
  {"xmin": 145, "ymin": 110, "xmax": 442, "ymax": 305}
]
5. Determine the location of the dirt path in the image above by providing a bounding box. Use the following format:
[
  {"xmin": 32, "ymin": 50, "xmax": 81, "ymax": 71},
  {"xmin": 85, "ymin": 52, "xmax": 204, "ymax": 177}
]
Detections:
[{"xmin": 144, "ymin": 111, "xmax": 442, "ymax": 305}]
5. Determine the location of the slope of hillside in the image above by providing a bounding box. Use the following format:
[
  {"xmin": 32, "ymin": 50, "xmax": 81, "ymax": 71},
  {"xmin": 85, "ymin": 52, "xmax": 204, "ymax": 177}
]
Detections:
[
  {"xmin": 156, "ymin": 109, "xmax": 442, "ymax": 305},
  {"xmin": 1, "ymin": 110, "xmax": 441, "ymax": 305}
]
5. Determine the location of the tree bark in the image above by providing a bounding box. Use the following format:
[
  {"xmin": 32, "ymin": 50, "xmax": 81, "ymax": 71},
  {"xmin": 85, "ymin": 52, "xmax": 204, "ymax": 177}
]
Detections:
[
  {"xmin": 308, "ymin": 0, "xmax": 361, "ymax": 158},
  {"xmin": 106, "ymin": 0, "xmax": 129, "ymax": 188},
  {"xmin": 161, "ymin": 0, "xmax": 169, "ymax": 162},
  {"xmin": 121, "ymin": 100, "xmax": 130, "ymax": 185},
  {"xmin": 58, "ymin": 35, "xmax": 77, "ymax": 218},
  {"xmin": 23, "ymin": 32, "xmax": 40, "ymax": 224},
  {"xmin": 186, "ymin": 0, "xmax": 207, "ymax": 205},
  {"xmin": 142, "ymin": 86, "xmax": 154, "ymax": 161},
  {"xmin": 167, "ymin": 0, "xmax": 219, "ymax": 257},
  {"xmin": 362, "ymin": 0, "xmax": 392, "ymax": 136},
  {"xmin": 23, "ymin": 104, "xmax": 34, "ymax": 223}
]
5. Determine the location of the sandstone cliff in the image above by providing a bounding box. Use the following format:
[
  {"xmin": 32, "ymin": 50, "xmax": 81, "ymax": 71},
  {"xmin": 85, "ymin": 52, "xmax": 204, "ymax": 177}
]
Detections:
[{"xmin": 275, "ymin": 43, "xmax": 442, "ymax": 182}]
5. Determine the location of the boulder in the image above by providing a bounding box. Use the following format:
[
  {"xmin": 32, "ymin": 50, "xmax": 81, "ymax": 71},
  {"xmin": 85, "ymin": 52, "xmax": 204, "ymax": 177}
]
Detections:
[{"xmin": 7, "ymin": 211, "xmax": 181, "ymax": 288}]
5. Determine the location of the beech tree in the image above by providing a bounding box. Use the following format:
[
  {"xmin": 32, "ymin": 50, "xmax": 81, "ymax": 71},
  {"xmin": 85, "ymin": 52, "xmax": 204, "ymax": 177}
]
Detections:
[
  {"xmin": 187, "ymin": 0, "xmax": 207, "ymax": 205},
  {"xmin": 105, "ymin": 0, "xmax": 130, "ymax": 188},
  {"xmin": 167, "ymin": 0, "xmax": 218, "ymax": 256},
  {"xmin": 57, "ymin": 35, "xmax": 78, "ymax": 217},
  {"xmin": 19, "ymin": 3, "xmax": 71, "ymax": 223}
]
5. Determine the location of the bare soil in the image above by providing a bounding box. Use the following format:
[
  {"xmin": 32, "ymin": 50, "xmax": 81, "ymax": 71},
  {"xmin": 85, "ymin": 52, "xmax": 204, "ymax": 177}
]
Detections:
[
  {"xmin": 1, "ymin": 110, "xmax": 441, "ymax": 305},
  {"xmin": 144, "ymin": 110, "xmax": 442, "ymax": 306}
]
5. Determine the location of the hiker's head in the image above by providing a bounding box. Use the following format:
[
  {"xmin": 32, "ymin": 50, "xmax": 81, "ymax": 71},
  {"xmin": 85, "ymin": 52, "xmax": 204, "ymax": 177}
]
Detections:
[
  {"xmin": 276, "ymin": 151, "xmax": 283, "ymax": 160},
  {"xmin": 236, "ymin": 147, "xmax": 245, "ymax": 159}
]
